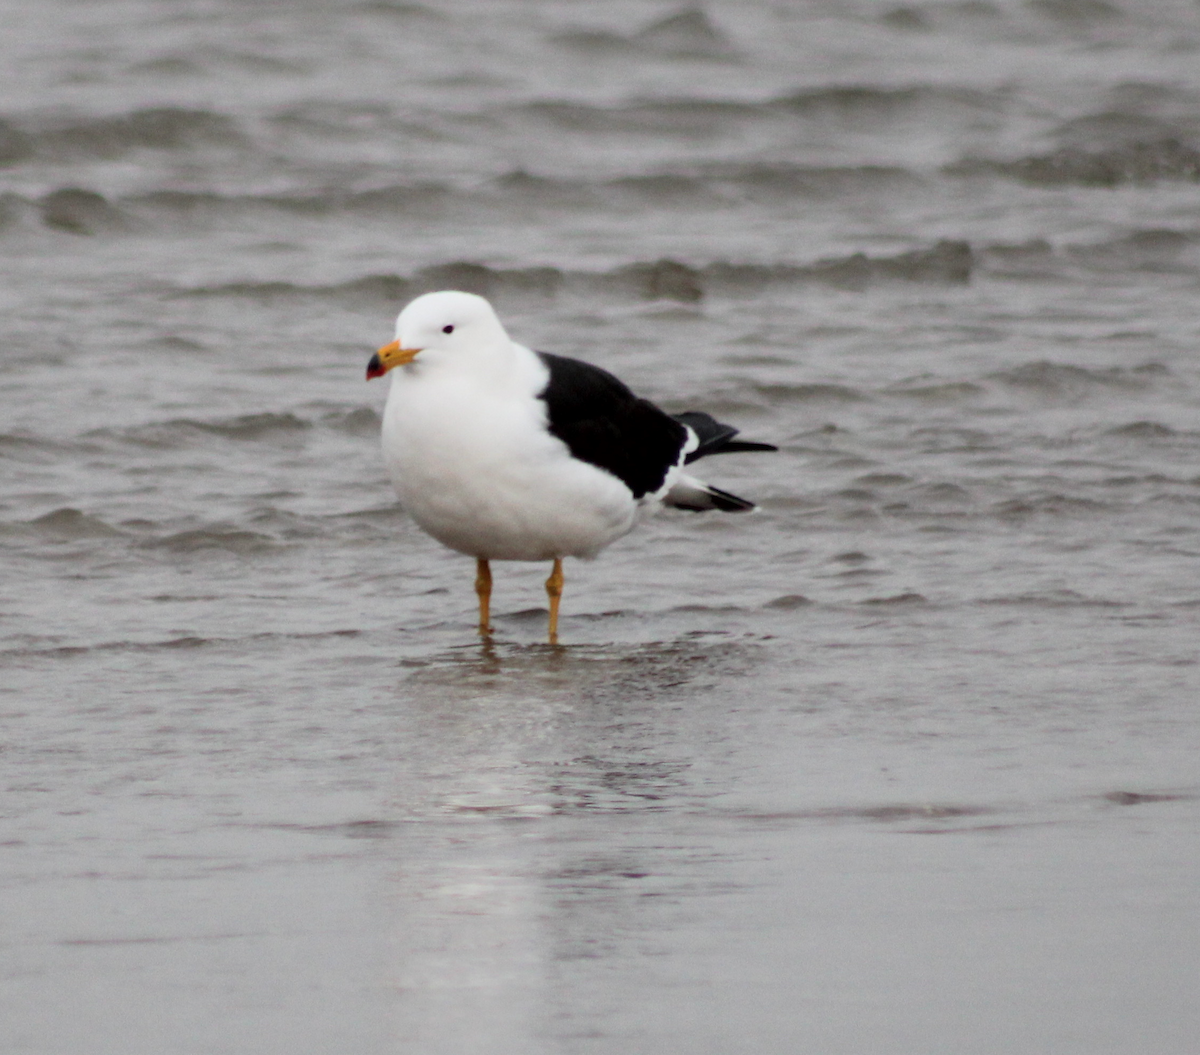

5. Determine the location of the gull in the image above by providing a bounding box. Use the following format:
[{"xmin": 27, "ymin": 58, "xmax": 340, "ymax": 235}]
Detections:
[{"xmin": 366, "ymin": 290, "xmax": 775, "ymax": 643}]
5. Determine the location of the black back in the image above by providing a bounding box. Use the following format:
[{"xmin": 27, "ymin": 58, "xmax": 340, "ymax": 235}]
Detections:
[{"xmin": 537, "ymin": 352, "xmax": 688, "ymax": 499}]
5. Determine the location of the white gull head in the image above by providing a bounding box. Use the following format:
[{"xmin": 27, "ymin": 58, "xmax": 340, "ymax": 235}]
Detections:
[
  {"xmin": 399, "ymin": 290, "xmax": 510, "ymax": 362},
  {"xmin": 367, "ymin": 290, "xmax": 519, "ymax": 381}
]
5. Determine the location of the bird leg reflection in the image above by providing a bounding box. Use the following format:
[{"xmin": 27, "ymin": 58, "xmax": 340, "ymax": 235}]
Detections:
[
  {"xmin": 475, "ymin": 557, "xmax": 492, "ymax": 636},
  {"xmin": 545, "ymin": 557, "xmax": 564, "ymax": 645}
]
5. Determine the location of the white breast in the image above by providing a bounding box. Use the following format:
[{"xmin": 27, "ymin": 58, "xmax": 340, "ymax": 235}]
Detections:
[{"xmin": 380, "ymin": 347, "xmax": 639, "ymax": 561}]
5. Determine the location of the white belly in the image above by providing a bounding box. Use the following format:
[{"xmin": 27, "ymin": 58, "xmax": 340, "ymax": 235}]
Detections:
[{"xmin": 381, "ymin": 372, "xmax": 638, "ymax": 561}]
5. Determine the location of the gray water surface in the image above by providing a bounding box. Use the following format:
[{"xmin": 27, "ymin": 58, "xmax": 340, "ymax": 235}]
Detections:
[{"xmin": 3, "ymin": 1, "xmax": 1199, "ymax": 1051}]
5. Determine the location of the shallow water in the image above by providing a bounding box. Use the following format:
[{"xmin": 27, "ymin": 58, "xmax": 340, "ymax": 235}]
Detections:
[{"xmin": 3, "ymin": 1, "xmax": 1200, "ymax": 1052}]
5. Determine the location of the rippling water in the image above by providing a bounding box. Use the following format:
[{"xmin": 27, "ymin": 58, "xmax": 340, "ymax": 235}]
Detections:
[{"xmin": 3, "ymin": 1, "xmax": 1199, "ymax": 1052}]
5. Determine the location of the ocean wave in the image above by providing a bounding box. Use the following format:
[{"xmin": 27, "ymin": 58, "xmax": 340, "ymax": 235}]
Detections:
[
  {"xmin": 177, "ymin": 412, "xmax": 313, "ymax": 440},
  {"xmin": 0, "ymin": 191, "xmax": 28, "ymax": 231},
  {"xmin": 6, "ymin": 185, "xmax": 142, "ymax": 236},
  {"xmin": 6, "ymin": 502, "xmax": 405, "ymax": 558},
  {"xmin": 552, "ymin": 7, "xmax": 739, "ymax": 60},
  {"xmin": 39, "ymin": 188, "xmax": 133, "ymax": 235},
  {"xmin": 859, "ymin": 592, "xmax": 929, "ymax": 606},
  {"xmin": 180, "ymin": 242, "xmax": 974, "ymax": 306},
  {"xmin": 0, "ymin": 107, "xmax": 241, "ymax": 164},
  {"xmin": 521, "ymin": 97, "xmax": 763, "ymax": 136},
  {"xmin": 320, "ymin": 406, "xmax": 382, "ymax": 436},
  {"xmin": 1052, "ymin": 110, "xmax": 1199, "ymax": 152},
  {"xmin": 1104, "ymin": 790, "xmax": 1193, "ymax": 805},
  {"xmin": 0, "ymin": 118, "xmax": 31, "ymax": 165},
  {"xmin": 23, "ymin": 161, "xmax": 1200, "ymax": 247},
  {"xmin": 763, "ymin": 594, "xmax": 814, "ymax": 610},
  {"xmin": 993, "ymin": 494, "xmax": 1114, "ymax": 519},
  {"xmin": 884, "ymin": 0, "xmax": 1141, "ymax": 40},
  {"xmin": 97, "ymin": 411, "xmax": 313, "ymax": 448},
  {"xmin": 977, "ymin": 228, "xmax": 1200, "ymax": 277},
  {"xmin": 775, "ymin": 83, "xmax": 997, "ymax": 121},
  {"xmin": 516, "ymin": 83, "xmax": 995, "ymax": 136},
  {"xmin": 750, "ymin": 383, "xmax": 868, "ymax": 404},
  {"xmin": 1065, "ymin": 228, "xmax": 1200, "ymax": 272},
  {"xmin": 84, "ymin": 407, "xmax": 385, "ymax": 454},
  {"xmin": 886, "ymin": 380, "xmax": 987, "ymax": 402},
  {"xmin": 0, "ymin": 431, "xmax": 79, "ymax": 461},
  {"xmin": 951, "ymin": 138, "xmax": 1200, "ymax": 185},
  {"xmin": 141, "ymin": 527, "xmax": 278, "ymax": 554},
  {"xmin": 979, "ymin": 589, "xmax": 1129, "ymax": 608},
  {"xmin": 726, "ymin": 357, "xmax": 1185, "ymax": 416},
  {"xmin": 5, "ymin": 162, "xmax": 921, "ymax": 236},
  {"xmin": 351, "ymin": 0, "xmax": 447, "ymax": 20},
  {"xmin": 1027, "ymin": 0, "xmax": 1123, "ymax": 26},
  {"xmin": 0, "ymin": 626, "xmax": 366, "ymax": 662},
  {"xmin": 0, "ymin": 508, "xmax": 125, "ymax": 541},
  {"xmin": 634, "ymin": 7, "xmax": 739, "ymax": 57},
  {"xmin": 796, "ymin": 465, "xmax": 1196, "ymax": 529},
  {"xmin": 990, "ymin": 360, "xmax": 1170, "ymax": 397},
  {"xmin": 0, "ymin": 82, "xmax": 994, "ymax": 181},
  {"xmin": 702, "ymin": 162, "xmax": 920, "ymax": 197},
  {"xmin": 127, "ymin": 182, "xmax": 454, "ymax": 221},
  {"xmin": 1103, "ymin": 421, "xmax": 1178, "ymax": 439},
  {"xmin": 135, "ymin": 162, "xmax": 917, "ymax": 214}
]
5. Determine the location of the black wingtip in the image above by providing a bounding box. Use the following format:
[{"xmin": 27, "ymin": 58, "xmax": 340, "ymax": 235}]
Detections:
[
  {"xmin": 704, "ymin": 486, "xmax": 757, "ymax": 513},
  {"xmin": 673, "ymin": 411, "xmax": 776, "ymax": 463},
  {"xmin": 718, "ymin": 440, "xmax": 779, "ymax": 455}
]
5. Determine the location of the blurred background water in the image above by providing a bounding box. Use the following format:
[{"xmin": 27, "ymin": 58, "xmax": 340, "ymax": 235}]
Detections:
[{"xmin": 2, "ymin": 1, "xmax": 1199, "ymax": 1052}]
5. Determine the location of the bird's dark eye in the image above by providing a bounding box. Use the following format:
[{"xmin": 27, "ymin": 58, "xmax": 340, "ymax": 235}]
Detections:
[{"xmin": 442, "ymin": 324, "xmax": 454, "ymax": 334}]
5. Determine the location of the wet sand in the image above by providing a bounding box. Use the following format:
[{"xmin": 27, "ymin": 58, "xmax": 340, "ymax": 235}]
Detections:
[{"xmin": 5, "ymin": 612, "xmax": 1198, "ymax": 1053}]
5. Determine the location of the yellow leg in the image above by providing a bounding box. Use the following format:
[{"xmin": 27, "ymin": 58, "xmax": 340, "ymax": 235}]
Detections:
[
  {"xmin": 475, "ymin": 558, "xmax": 492, "ymax": 636},
  {"xmin": 545, "ymin": 558, "xmax": 564, "ymax": 645}
]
